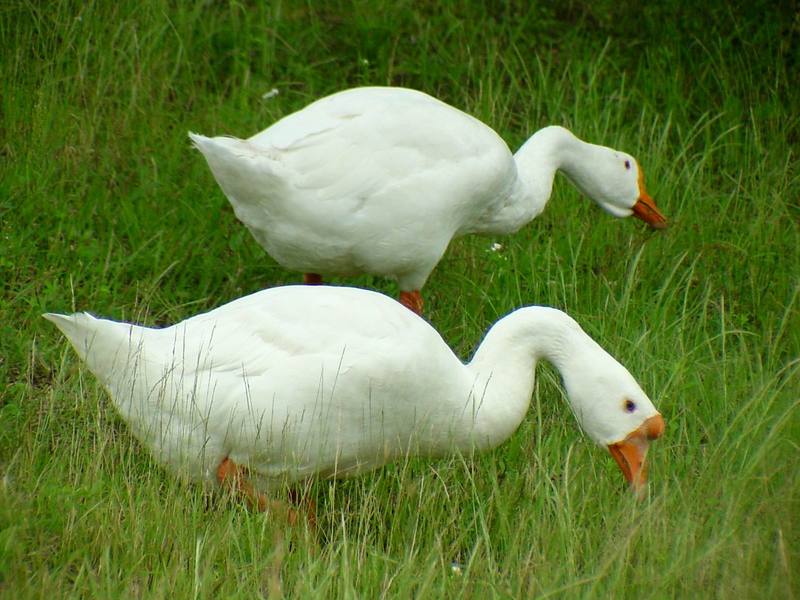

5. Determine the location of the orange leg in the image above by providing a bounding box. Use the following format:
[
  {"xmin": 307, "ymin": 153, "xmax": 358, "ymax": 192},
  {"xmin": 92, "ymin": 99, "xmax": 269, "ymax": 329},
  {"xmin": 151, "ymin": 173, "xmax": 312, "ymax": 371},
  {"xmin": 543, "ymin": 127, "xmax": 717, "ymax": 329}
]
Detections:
[
  {"xmin": 216, "ymin": 457, "xmax": 302, "ymax": 525},
  {"xmin": 303, "ymin": 273, "xmax": 324, "ymax": 285},
  {"xmin": 288, "ymin": 488, "xmax": 318, "ymax": 531},
  {"xmin": 399, "ymin": 290, "xmax": 424, "ymax": 315}
]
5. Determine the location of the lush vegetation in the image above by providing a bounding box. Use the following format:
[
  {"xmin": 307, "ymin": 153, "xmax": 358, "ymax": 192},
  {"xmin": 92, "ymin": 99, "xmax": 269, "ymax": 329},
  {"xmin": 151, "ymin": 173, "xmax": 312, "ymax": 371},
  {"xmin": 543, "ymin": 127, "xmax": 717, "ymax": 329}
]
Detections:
[{"xmin": 2, "ymin": 1, "xmax": 797, "ymax": 597}]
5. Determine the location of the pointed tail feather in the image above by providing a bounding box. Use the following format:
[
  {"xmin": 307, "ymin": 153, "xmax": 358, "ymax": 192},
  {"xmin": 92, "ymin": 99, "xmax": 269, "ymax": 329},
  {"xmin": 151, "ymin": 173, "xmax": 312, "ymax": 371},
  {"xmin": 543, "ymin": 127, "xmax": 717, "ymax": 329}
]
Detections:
[
  {"xmin": 188, "ymin": 131, "xmax": 265, "ymax": 162},
  {"xmin": 188, "ymin": 131, "xmax": 281, "ymax": 213},
  {"xmin": 43, "ymin": 312, "xmax": 142, "ymax": 386},
  {"xmin": 43, "ymin": 312, "xmax": 101, "ymax": 362},
  {"xmin": 188, "ymin": 131, "xmax": 221, "ymax": 155}
]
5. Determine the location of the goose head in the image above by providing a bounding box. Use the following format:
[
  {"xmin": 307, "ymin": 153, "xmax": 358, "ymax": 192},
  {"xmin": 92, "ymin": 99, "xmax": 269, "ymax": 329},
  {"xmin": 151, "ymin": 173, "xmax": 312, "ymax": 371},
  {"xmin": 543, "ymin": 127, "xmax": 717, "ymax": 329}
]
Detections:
[
  {"xmin": 559, "ymin": 340, "xmax": 665, "ymax": 493},
  {"xmin": 563, "ymin": 148, "xmax": 668, "ymax": 229}
]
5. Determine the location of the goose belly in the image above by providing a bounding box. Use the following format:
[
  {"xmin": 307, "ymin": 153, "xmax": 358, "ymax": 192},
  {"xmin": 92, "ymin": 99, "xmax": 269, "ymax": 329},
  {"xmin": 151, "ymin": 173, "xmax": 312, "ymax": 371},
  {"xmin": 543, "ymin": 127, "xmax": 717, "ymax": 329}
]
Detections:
[
  {"xmin": 104, "ymin": 369, "xmax": 232, "ymax": 482},
  {"xmin": 246, "ymin": 209, "xmax": 453, "ymax": 284}
]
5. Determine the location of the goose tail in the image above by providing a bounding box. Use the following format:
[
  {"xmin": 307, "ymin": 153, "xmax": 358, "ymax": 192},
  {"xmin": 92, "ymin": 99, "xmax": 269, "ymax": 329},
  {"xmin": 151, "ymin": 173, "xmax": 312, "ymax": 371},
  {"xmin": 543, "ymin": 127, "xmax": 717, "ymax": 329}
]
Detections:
[
  {"xmin": 189, "ymin": 132, "xmax": 274, "ymax": 171},
  {"xmin": 189, "ymin": 131, "xmax": 280, "ymax": 217},
  {"xmin": 43, "ymin": 312, "xmax": 142, "ymax": 385}
]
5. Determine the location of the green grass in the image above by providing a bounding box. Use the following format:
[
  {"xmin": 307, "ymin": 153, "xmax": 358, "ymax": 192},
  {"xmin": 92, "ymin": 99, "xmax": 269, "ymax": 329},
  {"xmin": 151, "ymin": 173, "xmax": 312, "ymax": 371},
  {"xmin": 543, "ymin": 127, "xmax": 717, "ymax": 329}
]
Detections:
[{"xmin": 2, "ymin": 1, "xmax": 798, "ymax": 597}]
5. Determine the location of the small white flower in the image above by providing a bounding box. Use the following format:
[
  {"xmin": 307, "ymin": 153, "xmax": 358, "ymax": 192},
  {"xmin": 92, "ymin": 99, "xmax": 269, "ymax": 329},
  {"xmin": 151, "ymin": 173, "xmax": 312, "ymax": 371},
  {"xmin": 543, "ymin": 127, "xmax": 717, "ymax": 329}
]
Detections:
[
  {"xmin": 490, "ymin": 242, "xmax": 503, "ymax": 252},
  {"xmin": 262, "ymin": 88, "xmax": 279, "ymax": 100}
]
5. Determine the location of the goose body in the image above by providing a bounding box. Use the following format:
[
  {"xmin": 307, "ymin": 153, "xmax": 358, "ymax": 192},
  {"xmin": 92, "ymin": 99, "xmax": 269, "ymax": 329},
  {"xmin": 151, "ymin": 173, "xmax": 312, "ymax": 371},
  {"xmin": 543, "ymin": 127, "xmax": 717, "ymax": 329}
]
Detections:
[
  {"xmin": 45, "ymin": 286, "xmax": 664, "ymax": 495},
  {"xmin": 190, "ymin": 87, "xmax": 667, "ymax": 312}
]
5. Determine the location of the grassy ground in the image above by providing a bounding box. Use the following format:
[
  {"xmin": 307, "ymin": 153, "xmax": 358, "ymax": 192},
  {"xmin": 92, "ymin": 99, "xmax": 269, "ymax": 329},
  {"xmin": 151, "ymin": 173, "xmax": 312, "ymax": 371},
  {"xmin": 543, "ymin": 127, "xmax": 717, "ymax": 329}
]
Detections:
[{"xmin": 2, "ymin": 1, "xmax": 798, "ymax": 597}]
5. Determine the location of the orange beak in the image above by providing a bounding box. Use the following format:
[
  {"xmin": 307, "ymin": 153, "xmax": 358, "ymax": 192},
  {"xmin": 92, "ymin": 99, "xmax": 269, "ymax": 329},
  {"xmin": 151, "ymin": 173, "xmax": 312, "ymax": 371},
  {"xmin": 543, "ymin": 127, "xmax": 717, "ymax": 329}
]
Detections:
[
  {"xmin": 632, "ymin": 168, "xmax": 668, "ymax": 229},
  {"xmin": 608, "ymin": 413, "xmax": 665, "ymax": 496}
]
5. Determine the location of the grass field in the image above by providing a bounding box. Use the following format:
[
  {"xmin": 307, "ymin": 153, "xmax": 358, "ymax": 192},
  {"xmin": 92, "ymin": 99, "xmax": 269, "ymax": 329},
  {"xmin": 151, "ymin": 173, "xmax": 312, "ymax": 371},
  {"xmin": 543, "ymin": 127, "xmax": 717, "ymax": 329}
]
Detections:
[{"xmin": 2, "ymin": 1, "xmax": 799, "ymax": 597}]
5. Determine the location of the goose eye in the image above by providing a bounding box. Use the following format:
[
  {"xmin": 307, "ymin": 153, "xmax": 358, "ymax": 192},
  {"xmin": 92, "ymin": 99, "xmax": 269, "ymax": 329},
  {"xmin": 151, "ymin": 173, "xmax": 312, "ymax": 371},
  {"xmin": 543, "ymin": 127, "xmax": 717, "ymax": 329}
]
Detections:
[
  {"xmin": 624, "ymin": 399, "xmax": 636, "ymax": 413},
  {"xmin": 624, "ymin": 160, "xmax": 631, "ymax": 170}
]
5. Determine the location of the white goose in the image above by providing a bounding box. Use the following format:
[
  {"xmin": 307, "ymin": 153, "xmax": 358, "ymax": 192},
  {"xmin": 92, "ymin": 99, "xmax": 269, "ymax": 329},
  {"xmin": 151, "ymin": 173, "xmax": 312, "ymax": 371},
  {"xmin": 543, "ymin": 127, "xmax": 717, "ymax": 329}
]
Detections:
[
  {"xmin": 190, "ymin": 86, "xmax": 667, "ymax": 313},
  {"xmin": 45, "ymin": 285, "xmax": 664, "ymax": 517}
]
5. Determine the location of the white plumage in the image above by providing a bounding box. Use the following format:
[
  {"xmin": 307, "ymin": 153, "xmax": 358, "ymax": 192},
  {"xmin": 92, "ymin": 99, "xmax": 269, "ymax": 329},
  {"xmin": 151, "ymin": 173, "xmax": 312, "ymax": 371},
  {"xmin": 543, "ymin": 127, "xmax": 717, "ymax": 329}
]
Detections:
[
  {"xmin": 190, "ymin": 87, "xmax": 667, "ymax": 312},
  {"xmin": 45, "ymin": 285, "xmax": 664, "ymax": 499}
]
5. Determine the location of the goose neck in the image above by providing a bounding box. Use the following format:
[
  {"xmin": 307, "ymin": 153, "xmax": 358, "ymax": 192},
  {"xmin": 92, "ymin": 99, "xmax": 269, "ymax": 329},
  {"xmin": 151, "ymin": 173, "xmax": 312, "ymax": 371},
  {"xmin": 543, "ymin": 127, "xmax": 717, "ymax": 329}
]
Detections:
[
  {"xmin": 507, "ymin": 126, "xmax": 582, "ymax": 219},
  {"xmin": 461, "ymin": 307, "xmax": 583, "ymax": 448}
]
